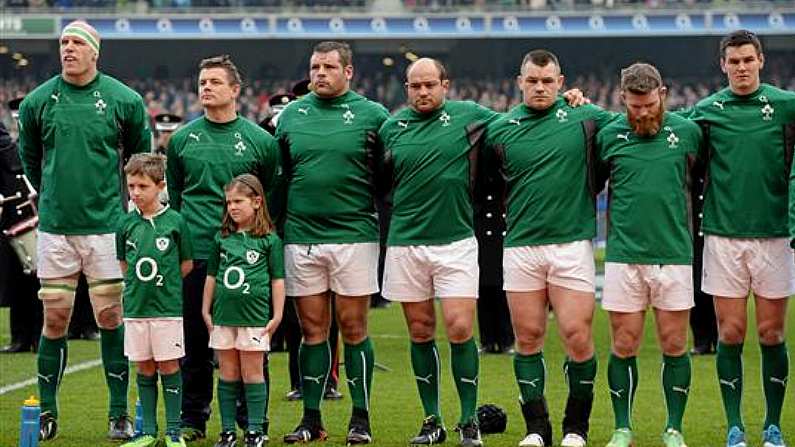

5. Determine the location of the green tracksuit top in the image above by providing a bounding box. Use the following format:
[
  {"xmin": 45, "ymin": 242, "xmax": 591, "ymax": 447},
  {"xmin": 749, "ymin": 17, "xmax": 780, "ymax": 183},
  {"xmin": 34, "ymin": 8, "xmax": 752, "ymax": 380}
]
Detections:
[
  {"xmin": 379, "ymin": 100, "xmax": 497, "ymax": 246},
  {"xmin": 166, "ymin": 116, "xmax": 281, "ymax": 260},
  {"xmin": 597, "ymin": 112, "xmax": 703, "ymax": 265},
  {"xmin": 689, "ymin": 84, "xmax": 795, "ymax": 238},
  {"xmin": 276, "ymin": 91, "xmax": 390, "ymax": 245},
  {"xmin": 485, "ymin": 99, "xmax": 613, "ymax": 248},
  {"xmin": 18, "ymin": 73, "xmax": 151, "ymax": 235}
]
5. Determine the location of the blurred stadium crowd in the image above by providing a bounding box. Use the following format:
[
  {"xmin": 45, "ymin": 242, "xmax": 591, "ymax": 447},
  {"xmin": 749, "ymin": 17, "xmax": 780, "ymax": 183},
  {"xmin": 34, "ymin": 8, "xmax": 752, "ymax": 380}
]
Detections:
[{"xmin": 2, "ymin": 59, "xmax": 794, "ymax": 130}]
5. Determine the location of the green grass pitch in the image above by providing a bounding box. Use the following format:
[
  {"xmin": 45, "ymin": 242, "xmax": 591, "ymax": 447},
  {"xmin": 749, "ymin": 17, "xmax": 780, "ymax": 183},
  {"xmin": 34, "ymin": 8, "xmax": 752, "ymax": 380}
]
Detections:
[{"xmin": 0, "ymin": 302, "xmax": 792, "ymax": 446}]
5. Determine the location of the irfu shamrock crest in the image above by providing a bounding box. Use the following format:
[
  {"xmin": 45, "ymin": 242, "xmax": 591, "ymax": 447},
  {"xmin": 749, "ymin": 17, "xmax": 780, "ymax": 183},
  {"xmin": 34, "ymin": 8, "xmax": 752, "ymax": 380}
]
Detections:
[
  {"xmin": 234, "ymin": 140, "xmax": 247, "ymax": 156},
  {"xmin": 555, "ymin": 108, "xmax": 568, "ymax": 123},
  {"xmin": 761, "ymin": 103, "xmax": 774, "ymax": 121},
  {"xmin": 342, "ymin": 109, "xmax": 355, "ymax": 124},
  {"xmin": 439, "ymin": 111, "xmax": 451, "ymax": 127},
  {"xmin": 95, "ymin": 99, "xmax": 107, "ymax": 114},
  {"xmin": 246, "ymin": 250, "xmax": 260, "ymax": 264}
]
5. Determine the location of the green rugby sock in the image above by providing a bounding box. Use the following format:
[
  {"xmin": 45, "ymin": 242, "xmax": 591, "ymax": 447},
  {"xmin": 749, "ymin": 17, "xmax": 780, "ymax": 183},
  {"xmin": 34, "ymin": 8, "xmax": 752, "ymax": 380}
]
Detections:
[
  {"xmin": 410, "ymin": 340, "xmax": 442, "ymax": 421},
  {"xmin": 101, "ymin": 326, "xmax": 130, "ymax": 418},
  {"xmin": 450, "ymin": 338, "xmax": 479, "ymax": 425},
  {"xmin": 244, "ymin": 382, "xmax": 267, "ymax": 432},
  {"xmin": 717, "ymin": 342, "xmax": 744, "ymax": 430},
  {"xmin": 345, "ymin": 337, "xmax": 374, "ymax": 413},
  {"xmin": 607, "ymin": 353, "xmax": 638, "ymax": 430},
  {"xmin": 160, "ymin": 371, "xmax": 182, "ymax": 434},
  {"xmin": 761, "ymin": 342, "xmax": 788, "ymax": 429},
  {"xmin": 37, "ymin": 335, "xmax": 68, "ymax": 417},
  {"xmin": 515, "ymin": 352, "xmax": 546, "ymax": 403},
  {"xmin": 300, "ymin": 341, "xmax": 330, "ymax": 413},
  {"xmin": 218, "ymin": 380, "xmax": 241, "ymax": 432},
  {"xmin": 565, "ymin": 356, "xmax": 597, "ymax": 400},
  {"xmin": 137, "ymin": 374, "xmax": 158, "ymax": 435},
  {"xmin": 662, "ymin": 353, "xmax": 691, "ymax": 432}
]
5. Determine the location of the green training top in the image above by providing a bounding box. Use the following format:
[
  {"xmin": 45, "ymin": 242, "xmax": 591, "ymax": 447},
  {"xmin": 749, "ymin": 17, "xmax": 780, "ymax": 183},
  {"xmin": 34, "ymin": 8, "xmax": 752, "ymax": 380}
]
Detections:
[
  {"xmin": 116, "ymin": 206, "xmax": 193, "ymax": 318},
  {"xmin": 689, "ymin": 83, "xmax": 795, "ymax": 238},
  {"xmin": 207, "ymin": 231, "xmax": 284, "ymax": 327},
  {"xmin": 17, "ymin": 73, "xmax": 151, "ymax": 235},
  {"xmin": 379, "ymin": 100, "xmax": 497, "ymax": 246},
  {"xmin": 597, "ymin": 112, "xmax": 703, "ymax": 265},
  {"xmin": 485, "ymin": 98, "xmax": 613, "ymax": 247},
  {"xmin": 276, "ymin": 91, "xmax": 390, "ymax": 245},
  {"xmin": 166, "ymin": 116, "xmax": 281, "ymax": 260}
]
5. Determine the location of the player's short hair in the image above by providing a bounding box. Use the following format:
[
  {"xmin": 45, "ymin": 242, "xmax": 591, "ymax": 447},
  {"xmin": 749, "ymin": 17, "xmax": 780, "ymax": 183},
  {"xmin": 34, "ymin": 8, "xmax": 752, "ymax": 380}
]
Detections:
[
  {"xmin": 221, "ymin": 174, "xmax": 274, "ymax": 237},
  {"xmin": 405, "ymin": 58, "xmax": 448, "ymax": 82},
  {"xmin": 521, "ymin": 49, "xmax": 561, "ymax": 74},
  {"xmin": 199, "ymin": 54, "xmax": 242, "ymax": 86},
  {"xmin": 620, "ymin": 63, "xmax": 663, "ymax": 94},
  {"xmin": 313, "ymin": 41, "xmax": 353, "ymax": 67},
  {"xmin": 720, "ymin": 29, "xmax": 762, "ymax": 58},
  {"xmin": 124, "ymin": 153, "xmax": 166, "ymax": 183}
]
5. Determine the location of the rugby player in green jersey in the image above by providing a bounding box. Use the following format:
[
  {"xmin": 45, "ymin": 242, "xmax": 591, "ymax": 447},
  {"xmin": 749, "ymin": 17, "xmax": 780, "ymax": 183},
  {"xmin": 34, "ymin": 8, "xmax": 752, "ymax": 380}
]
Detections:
[
  {"xmin": 166, "ymin": 55, "xmax": 282, "ymax": 441},
  {"xmin": 118, "ymin": 154, "xmax": 194, "ymax": 447},
  {"xmin": 378, "ymin": 58, "xmax": 498, "ymax": 447},
  {"xmin": 598, "ymin": 64, "xmax": 703, "ymax": 447},
  {"xmin": 484, "ymin": 50, "xmax": 614, "ymax": 447},
  {"xmin": 688, "ymin": 31, "xmax": 795, "ymax": 447},
  {"xmin": 18, "ymin": 21, "xmax": 151, "ymax": 441},
  {"xmin": 277, "ymin": 42, "xmax": 390, "ymax": 445}
]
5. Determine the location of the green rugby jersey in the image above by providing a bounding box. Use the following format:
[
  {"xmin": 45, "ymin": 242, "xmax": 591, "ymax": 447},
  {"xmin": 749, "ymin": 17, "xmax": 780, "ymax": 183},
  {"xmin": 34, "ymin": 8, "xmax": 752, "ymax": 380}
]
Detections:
[
  {"xmin": 597, "ymin": 112, "xmax": 703, "ymax": 265},
  {"xmin": 207, "ymin": 231, "xmax": 284, "ymax": 327},
  {"xmin": 18, "ymin": 73, "xmax": 151, "ymax": 235},
  {"xmin": 379, "ymin": 101, "xmax": 496, "ymax": 246},
  {"xmin": 116, "ymin": 206, "xmax": 193, "ymax": 318},
  {"xmin": 167, "ymin": 116, "xmax": 281, "ymax": 260},
  {"xmin": 690, "ymin": 84, "xmax": 795, "ymax": 238},
  {"xmin": 485, "ymin": 99, "xmax": 613, "ymax": 247},
  {"xmin": 276, "ymin": 91, "xmax": 390, "ymax": 244}
]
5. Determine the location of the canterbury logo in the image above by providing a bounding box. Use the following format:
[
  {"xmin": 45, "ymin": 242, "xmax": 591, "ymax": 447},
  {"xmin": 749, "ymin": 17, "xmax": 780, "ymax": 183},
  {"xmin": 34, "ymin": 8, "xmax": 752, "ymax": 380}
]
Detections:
[
  {"xmin": 251, "ymin": 337, "xmax": 261, "ymax": 344},
  {"xmin": 347, "ymin": 377, "xmax": 359, "ymax": 387},
  {"xmin": 415, "ymin": 374, "xmax": 433, "ymax": 384},
  {"xmin": 719, "ymin": 378, "xmax": 740, "ymax": 390},
  {"xmin": 509, "ymin": 118, "xmax": 521, "ymax": 126},
  {"xmin": 303, "ymin": 374, "xmax": 325, "ymax": 384},
  {"xmin": 579, "ymin": 380, "xmax": 594, "ymax": 385},
  {"xmin": 518, "ymin": 378, "xmax": 541, "ymax": 388},
  {"xmin": 609, "ymin": 388, "xmax": 624, "ymax": 398},
  {"xmin": 397, "ymin": 121, "xmax": 408, "ymax": 128},
  {"xmin": 166, "ymin": 388, "xmax": 180, "ymax": 395},
  {"xmin": 38, "ymin": 373, "xmax": 55, "ymax": 383},
  {"xmin": 125, "ymin": 240, "xmax": 137, "ymax": 251},
  {"xmin": 298, "ymin": 107, "xmax": 309, "ymax": 115},
  {"xmin": 616, "ymin": 133, "xmax": 630, "ymax": 142},
  {"xmin": 188, "ymin": 132, "xmax": 201, "ymax": 142},
  {"xmin": 770, "ymin": 376, "xmax": 788, "ymax": 387},
  {"xmin": 713, "ymin": 101, "xmax": 724, "ymax": 110}
]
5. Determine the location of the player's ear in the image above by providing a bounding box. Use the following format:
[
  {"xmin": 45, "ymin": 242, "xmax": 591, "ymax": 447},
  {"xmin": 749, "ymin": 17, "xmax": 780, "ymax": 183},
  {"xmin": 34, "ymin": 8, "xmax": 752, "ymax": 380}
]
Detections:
[{"xmin": 157, "ymin": 180, "xmax": 166, "ymax": 191}]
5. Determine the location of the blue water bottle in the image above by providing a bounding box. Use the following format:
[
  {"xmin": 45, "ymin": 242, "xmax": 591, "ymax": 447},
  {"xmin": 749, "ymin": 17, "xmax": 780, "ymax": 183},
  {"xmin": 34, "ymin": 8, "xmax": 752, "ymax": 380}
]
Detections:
[
  {"xmin": 19, "ymin": 395, "xmax": 40, "ymax": 447},
  {"xmin": 134, "ymin": 398, "xmax": 143, "ymax": 437}
]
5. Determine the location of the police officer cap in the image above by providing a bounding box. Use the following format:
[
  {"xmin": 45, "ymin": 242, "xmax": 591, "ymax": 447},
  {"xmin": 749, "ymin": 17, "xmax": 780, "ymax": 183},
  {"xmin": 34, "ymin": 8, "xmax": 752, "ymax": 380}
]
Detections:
[
  {"xmin": 269, "ymin": 93, "xmax": 295, "ymax": 108},
  {"xmin": 292, "ymin": 79, "xmax": 311, "ymax": 97},
  {"xmin": 154, "ymin": 113, "xmax": 182, "ymax": 132},
  {"xmin": 8, "ymin": 96, "xmax": 24, "ymax": 119}
]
